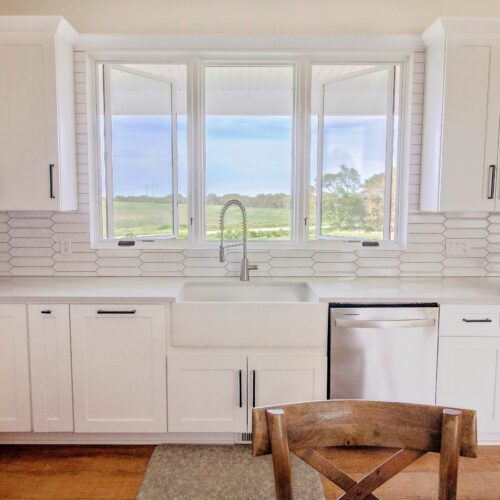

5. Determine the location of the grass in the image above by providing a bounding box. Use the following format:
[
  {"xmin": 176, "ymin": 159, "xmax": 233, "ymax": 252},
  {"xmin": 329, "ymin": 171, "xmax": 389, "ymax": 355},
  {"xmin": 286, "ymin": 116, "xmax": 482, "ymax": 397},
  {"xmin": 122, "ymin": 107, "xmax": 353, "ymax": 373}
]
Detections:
[
  {"xmin": 106, "ymin": 200, "xmax": 382, "ymax": 241},
  {"xmin": 108, "ymin": 201, "xmax": 291, "ymax": 240}
]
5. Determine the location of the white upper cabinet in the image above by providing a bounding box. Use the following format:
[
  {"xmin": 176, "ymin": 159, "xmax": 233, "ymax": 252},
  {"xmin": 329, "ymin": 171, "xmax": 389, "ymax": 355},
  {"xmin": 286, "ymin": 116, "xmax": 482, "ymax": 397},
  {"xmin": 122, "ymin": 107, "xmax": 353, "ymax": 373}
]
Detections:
[
  {"xmin": 420, "ymin": 19, "xmax": 500, "ymax": 212},
  {"xmin": 0, "ymin": 17, "xmax": 77, "ymax": 211}
]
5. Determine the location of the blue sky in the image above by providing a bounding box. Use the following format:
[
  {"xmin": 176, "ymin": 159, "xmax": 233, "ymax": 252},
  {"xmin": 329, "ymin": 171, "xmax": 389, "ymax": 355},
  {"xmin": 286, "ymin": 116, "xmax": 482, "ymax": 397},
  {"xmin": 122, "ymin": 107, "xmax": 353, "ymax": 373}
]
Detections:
[
  {"xmin": 205, "ymin": 116, "xmax": 292, "ymax": 196},
  {"xmin": 111, "ymin": 115, "xmax": 387, "ymax": 197},
  {"xmin": 112, "ymin": 115, "xmax": 175, "ymax": 197}
]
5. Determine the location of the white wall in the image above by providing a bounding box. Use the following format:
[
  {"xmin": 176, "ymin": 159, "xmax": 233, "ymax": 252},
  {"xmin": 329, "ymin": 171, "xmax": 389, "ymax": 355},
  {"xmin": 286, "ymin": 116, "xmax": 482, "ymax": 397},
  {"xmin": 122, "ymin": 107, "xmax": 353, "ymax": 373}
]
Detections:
[
  {"xmin": 0, "ymin": 0, "xmax": 500, "ymax": 34},
  {"xmin": 0, "ymin": 51, "xmax": 497, "ymax": 278}
]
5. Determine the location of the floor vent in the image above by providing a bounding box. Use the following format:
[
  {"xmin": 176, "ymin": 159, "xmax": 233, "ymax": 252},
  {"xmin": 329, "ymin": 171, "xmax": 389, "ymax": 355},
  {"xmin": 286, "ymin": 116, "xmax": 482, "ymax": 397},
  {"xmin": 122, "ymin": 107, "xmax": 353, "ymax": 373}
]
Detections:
[{"xmin": 235, "ymin": 432, "xmax": 252, "ymax": 444}]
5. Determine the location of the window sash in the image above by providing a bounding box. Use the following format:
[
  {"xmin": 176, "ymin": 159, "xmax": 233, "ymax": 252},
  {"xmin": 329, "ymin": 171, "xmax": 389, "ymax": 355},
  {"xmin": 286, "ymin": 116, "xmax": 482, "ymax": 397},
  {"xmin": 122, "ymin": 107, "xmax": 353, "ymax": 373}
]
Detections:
[
  {"xmin": 315, "ymin": 64, "xmax": 399, "ymax": 242},
  {"xmin": 98, "ymin": 63, "xmax": 179, "ymax": 241}
]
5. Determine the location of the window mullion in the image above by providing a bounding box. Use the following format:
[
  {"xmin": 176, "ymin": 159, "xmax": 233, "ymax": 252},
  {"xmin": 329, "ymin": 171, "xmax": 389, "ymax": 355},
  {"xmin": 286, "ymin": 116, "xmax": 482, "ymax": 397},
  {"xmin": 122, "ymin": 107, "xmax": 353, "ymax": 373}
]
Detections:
[
  {"xmin": 294, "ymin": 57, "xmax": 311, "ymax": 245},
  {"xmin": 171, "ymin": 81, "xmax": 179, "ymax": 238},
  {"xmin": 316, "ymin": 81, "xmax": 325, "ymax": 239},
  {"xmin": 102, "ymin": 64, "xmax": 115, "ymax": 240},
  {"xmin": 187, "ymin": 57, "xmax": 203, "ymax": 245},
  {"xmin": 383, "ymin": 66, "xmax": 396, "ymax": 240}
]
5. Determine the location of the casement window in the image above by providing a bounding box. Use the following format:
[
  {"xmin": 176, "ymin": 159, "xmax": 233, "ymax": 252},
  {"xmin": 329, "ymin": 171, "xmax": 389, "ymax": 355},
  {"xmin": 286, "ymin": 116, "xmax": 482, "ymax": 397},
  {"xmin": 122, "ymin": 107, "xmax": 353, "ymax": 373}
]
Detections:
[
  {"xmin": 310, "ymin": 64, "xmax": 402, "ymax": 242},
  {"xmin": 96, "ymin": 63, "xmax": 188, "ymax": 242},
  {"xmin": 91, "ymin": 56, "xmax": 407, "ymax": 249}
]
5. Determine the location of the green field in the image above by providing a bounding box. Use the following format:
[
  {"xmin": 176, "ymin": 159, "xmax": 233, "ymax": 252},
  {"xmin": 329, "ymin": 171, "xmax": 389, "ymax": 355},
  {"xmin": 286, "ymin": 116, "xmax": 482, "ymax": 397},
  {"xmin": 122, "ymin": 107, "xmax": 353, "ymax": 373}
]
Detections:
[
  {"xmin": 107, "ymin": 200, "xmax": 382, "ymax": 241},
  {"xmin": 109, "ymin": 201, "xmax": 291, "ymax": 240}
]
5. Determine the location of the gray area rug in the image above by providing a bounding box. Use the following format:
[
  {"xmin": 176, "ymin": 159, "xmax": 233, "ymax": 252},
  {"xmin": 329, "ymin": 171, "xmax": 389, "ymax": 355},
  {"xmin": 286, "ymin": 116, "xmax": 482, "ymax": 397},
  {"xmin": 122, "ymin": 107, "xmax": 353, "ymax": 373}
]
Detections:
[{"xmin": 137, "ymin": 444, "xmax": 324, "ymax": 499}]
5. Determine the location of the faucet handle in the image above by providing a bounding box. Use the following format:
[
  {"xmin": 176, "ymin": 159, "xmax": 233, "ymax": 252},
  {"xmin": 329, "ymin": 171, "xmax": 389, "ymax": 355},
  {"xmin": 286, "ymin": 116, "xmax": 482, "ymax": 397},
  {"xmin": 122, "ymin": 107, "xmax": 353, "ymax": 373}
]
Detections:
[{"xmin": 248, "ymin": 264, "xmax": 258, "ymax": 271}]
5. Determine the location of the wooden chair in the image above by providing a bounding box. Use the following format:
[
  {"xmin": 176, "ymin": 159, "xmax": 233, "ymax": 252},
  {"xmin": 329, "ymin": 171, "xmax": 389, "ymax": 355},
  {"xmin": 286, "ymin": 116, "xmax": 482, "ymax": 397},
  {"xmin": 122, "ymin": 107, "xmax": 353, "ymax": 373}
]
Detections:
[{"xmin": 252, "ymin": 400, "xmax": 477, "ymax": 500}]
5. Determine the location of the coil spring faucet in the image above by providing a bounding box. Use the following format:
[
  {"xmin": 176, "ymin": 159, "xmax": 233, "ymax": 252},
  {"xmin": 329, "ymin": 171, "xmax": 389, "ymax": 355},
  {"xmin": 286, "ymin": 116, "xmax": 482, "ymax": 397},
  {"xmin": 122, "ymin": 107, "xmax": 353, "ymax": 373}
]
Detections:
[{"xmin": 219, "ymin": 199, "xmax": 258, "ymax": 281}]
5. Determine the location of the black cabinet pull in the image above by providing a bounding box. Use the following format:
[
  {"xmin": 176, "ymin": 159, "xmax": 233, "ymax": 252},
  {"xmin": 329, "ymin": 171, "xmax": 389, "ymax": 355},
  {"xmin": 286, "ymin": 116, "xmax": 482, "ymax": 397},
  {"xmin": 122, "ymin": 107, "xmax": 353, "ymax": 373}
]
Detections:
[
  {"xmin": 252, "ymin": 370, "xmax": 256, "ymax": 408},
  {"xmin": 462, "ymin": 318, "xmax": 492, "ymax": 323},
  {"xmin": 238, "ymin": 370, "xmax": 243, "ymax": 408},
  {"xmin": 41, "ymin": 309, "xmax": 52, "ymax": 314},
  {"xmin": 49, "ymin": 164, "xmax": 55, "ymax": 199},
  {"xmin": 97, "ymin": 310, "xmax": 136, "ymax": 315},
  {"xmin": 488, "ymin": 165, "xmax": 496, "ymax": 199}
]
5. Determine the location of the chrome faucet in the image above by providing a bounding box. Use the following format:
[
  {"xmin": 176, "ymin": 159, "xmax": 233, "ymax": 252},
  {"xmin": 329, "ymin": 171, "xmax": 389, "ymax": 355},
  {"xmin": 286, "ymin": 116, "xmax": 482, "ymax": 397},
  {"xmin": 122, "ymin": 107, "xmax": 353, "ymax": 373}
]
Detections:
[{"xmin": 219, "ymin": 199, "xmax": 258, "ymax": 281}]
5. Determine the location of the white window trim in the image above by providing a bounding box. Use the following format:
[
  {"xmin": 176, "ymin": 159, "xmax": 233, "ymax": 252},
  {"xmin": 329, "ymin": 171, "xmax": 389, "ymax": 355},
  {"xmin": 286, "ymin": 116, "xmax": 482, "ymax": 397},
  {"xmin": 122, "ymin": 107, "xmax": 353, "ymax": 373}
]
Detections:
[
  {"xmin": 200, "ymin": 59, "xmax": 298, "ymax": 245},
  {"xmin": 99, "ymin": 63, "xmax": 179, "ymax": 241},
  {"xmin": 314, "ymin": 64, "xmax": 399, "ymax": 242},
  {"xmin": 86, "ymin": 49, "xmax": 414, "ymax": 251}
]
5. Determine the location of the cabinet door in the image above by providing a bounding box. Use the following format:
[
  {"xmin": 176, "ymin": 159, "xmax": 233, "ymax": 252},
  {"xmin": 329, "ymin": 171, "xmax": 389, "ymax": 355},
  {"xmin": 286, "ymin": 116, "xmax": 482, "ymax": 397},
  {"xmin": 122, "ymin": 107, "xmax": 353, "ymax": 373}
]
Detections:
[
  {"xmin": 437, "ymin": 337, "xmax": 500, "ymax": 434},
  {"xmin": 439, "ymin": 35, "xmax": 500, "ymax": 211},
  {"xmin": 0, "ymin": 34, "xmax": 60, "ymax": 211},
  {"xmin": 167, "ymin": 355, "xmax": 247, "ymax": 432},
  {"xmin": 28, "ymin": 304, "xmax": 73, "ymax": 432},
  {"xmin": 248, "ymin": 356, "xmax": 327, "ymax": 430},
  {"xmin": 70, "ymin": 305, "xmax": 167, "ymax": 433},
  {"xmin": 0, "ymin": 304, "xmax": 31, "ymax": 431}
]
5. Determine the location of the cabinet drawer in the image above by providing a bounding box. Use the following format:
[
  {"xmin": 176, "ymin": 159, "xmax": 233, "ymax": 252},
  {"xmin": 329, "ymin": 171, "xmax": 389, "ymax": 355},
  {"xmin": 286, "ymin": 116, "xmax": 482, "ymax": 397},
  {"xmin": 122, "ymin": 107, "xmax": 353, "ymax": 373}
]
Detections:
[{"xmin": 439, "ymin": 305, "xmax": 500, "ymax": 336}]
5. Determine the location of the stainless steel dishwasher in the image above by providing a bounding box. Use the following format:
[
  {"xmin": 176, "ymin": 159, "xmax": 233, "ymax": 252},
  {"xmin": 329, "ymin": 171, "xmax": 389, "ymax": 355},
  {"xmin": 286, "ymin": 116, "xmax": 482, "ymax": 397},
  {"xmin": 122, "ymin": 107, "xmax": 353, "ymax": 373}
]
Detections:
[{"xmin": 329, "ymin": 303, "xmax": 439, "ymax": 405}]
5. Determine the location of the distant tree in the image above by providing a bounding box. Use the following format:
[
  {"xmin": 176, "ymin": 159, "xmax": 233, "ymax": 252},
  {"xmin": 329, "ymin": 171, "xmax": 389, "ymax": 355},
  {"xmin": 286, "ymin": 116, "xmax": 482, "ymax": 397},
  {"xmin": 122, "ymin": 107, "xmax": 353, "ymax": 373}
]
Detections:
[
  {"xmin": 206, "ymin": 192, "xmax": 290, "ymax": 209},
  {"xmin": 323, "ymin": 165, "xmax": 361, "ymax": 196},
  {"xmin": 362, "ymin": 172, "xmax": 385, "ymax": 232},
  {"xmin": 321, "ymin": 165, "xmax": 365, "ymax": 232}
]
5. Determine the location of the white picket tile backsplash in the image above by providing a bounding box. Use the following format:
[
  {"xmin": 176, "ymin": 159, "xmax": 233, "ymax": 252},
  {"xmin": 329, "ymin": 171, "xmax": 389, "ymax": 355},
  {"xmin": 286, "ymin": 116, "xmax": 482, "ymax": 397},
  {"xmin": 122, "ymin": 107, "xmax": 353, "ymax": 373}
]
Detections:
[{"xmin": 0, "ymin": 50, "xmax": 498, "ymax": 278}]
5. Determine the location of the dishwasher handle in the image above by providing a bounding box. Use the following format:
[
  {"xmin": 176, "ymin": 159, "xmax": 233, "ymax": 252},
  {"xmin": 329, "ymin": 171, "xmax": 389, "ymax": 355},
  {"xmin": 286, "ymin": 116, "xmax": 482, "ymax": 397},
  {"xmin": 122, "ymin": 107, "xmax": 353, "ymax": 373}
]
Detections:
[{"xmin": 334, "ymin": 318, "xmax": 436, "ymax": 329}]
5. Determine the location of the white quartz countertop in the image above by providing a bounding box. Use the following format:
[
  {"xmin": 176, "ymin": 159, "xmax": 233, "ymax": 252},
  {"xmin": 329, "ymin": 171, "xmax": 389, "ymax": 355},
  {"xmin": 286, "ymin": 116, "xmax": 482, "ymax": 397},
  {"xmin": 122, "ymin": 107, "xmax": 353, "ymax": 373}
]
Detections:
[{"xmin": 1, "ymin": 276, "xmax": 500, "ymax": 304}]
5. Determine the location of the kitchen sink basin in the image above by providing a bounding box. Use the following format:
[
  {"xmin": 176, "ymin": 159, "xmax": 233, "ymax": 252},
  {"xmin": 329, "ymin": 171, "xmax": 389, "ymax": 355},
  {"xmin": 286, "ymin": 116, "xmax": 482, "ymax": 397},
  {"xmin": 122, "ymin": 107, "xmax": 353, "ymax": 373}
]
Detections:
[
  {"xmin": 177, "ymin": 281, "xmax": 316, "ymax": 302},
  {"xmin": 172, "ymin": 281, "xmax": 327, "ymax": 348}
]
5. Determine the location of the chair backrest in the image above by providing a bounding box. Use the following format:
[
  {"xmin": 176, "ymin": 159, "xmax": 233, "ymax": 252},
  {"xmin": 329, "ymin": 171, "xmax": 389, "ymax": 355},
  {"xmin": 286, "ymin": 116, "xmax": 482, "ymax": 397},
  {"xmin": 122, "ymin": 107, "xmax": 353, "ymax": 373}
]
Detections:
[{"xmin": 252, "ymin": 400, "xmax": 477, "ymax": 500}]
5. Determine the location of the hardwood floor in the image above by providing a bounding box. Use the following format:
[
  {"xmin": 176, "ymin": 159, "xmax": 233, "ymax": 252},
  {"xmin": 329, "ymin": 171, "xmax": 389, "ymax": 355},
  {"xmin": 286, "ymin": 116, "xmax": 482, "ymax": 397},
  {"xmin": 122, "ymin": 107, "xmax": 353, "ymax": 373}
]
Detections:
[
  {"xmin": 0, "ymin": 445, "xmax": 154, "ymax": 499},
  {"xmin": 0, "ymin": 445, "xmax": 498, "ymax": 499}
]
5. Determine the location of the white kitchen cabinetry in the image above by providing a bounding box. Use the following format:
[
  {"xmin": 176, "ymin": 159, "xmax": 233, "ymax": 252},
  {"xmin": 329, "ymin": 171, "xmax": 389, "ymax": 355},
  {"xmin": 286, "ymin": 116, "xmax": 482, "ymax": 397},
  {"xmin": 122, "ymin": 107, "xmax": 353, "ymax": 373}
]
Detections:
[
  {"xmin": 420, "ymin": 19, "xmax": 500, "ymax": 211},
  {"xmin": 247, "ymin": 356, "xmax": 327, "ymax": 430},
  {"xmin": 437, "ymin": 337, "xmax": 500, "ymax": 436},
  {"xmin": 0, "ymin": 304, "xmax": 31, "ymax": 432},
  {"xmin": 167, "ymin": 354, "xmax": 327, "ymax": 433},
  {"xmin": 167, "ymin": 355, "xmax": 247, "ymax": 433},
  {"xmin": 70, "ymin": 305, "xmax": 167, "ymax": 433},
  {"xmin": 28, "ymin": 304, "xmax": 73, "ymax": 432},
  {"xmin": 0, "ymin": 17, "xmax": 77, "ymax": 211},
  {"xmin": 437, "ymin": 304, "xmax": 500, "ymax": 439}
]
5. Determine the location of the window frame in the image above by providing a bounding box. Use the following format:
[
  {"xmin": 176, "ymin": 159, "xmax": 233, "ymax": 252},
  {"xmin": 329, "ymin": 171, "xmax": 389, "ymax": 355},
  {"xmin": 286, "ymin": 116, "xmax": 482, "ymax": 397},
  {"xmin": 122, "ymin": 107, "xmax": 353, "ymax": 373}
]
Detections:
[
  {"xmin": 99, "ymin": 63, "xmax": 179, "ymax": 241},
  {"xmin": 314, "ymin": 64, "xmax": 400, "ymax": 243},
  {"xmin": 201, "ymin": 60, "xmax": 298, "ymax": 244},
  {"xmin": 86, "ymin": 50, "xmax": 413, "ymax": 251}
]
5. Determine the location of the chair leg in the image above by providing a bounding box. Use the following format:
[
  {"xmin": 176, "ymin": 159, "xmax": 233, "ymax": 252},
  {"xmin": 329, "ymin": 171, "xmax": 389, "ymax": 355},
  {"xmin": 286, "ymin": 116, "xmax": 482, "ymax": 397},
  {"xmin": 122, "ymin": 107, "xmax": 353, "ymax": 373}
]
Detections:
[
  {"xmin": 266, "ymin": 409, "xmax": 293, "ymax": 500},
  {"xmin": 439, "ymin": 409, "xmax": 463, "ymax": 500}
]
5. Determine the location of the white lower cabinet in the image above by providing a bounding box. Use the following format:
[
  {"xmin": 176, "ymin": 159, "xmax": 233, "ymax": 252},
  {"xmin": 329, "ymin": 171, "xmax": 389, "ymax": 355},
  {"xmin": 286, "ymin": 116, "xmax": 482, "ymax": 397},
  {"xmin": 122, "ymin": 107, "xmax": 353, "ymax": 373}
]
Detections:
[
  {"xmin": 167, "ymin": 354, "xmax": 327, "ymax": 433},
  {"xmin": 248, "ymin": 356, "xmax": 327, "ymax": 429},
  {"xmin": 70, "ymin": 305, "xmax": 167, "ymax": 433},
  {"xmin": 167, "ymin": 355, "xmax": 247, "ymax": 432},
  {"xmin": 0, "ymin": 304, "xmax": 31, "ymax": 432},
  {"xmin": 28, "ymin": 304, "xmax": 73, "ymax": 432},
  {"xmin": 437, "ymin": 337, "xmax": 500, "ymax": 435}
]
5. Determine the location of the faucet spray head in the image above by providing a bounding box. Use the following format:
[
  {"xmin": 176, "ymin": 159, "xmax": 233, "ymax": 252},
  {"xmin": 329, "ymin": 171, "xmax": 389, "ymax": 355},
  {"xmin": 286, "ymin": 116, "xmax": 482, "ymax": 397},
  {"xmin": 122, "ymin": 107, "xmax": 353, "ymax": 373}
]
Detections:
[{"xmin": 219, "ymin": 245, "xmax": 225, "ymax": 263}]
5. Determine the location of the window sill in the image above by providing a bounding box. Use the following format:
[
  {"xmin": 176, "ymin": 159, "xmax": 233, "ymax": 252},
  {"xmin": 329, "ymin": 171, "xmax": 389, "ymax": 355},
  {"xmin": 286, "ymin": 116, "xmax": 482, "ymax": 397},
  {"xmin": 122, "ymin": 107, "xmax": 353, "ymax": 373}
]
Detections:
[{"xmin": 90, "ymin": 238, "xmax": 407, "ymax": 252}]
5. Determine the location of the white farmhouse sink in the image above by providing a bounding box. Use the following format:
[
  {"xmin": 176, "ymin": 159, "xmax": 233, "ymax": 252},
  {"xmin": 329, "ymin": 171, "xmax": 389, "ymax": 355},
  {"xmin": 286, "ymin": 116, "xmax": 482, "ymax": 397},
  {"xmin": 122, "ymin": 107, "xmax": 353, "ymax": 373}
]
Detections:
[
  {"xmin": 178, "ymin": 281, "xmax": 316, "ymax": 302},
  {"xmin": 172, "ymin": 281, "xmax": 328, "ymax": 348}
]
